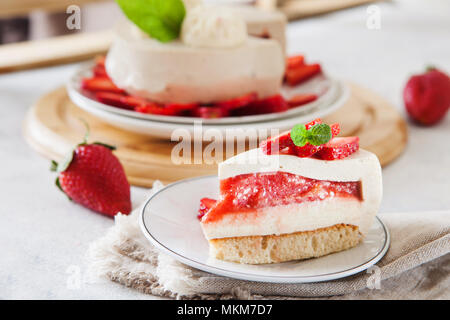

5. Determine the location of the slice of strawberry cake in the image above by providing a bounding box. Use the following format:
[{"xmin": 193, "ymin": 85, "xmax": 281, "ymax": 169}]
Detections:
[{"xmin": 198, "ymin": 119, "xmax": 382, "ymax": 264}]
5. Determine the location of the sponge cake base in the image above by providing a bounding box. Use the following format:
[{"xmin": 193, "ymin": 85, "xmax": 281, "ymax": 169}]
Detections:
[{"xmin": 209, "ymin": 224, "xmax": 361, "ymax": 264}]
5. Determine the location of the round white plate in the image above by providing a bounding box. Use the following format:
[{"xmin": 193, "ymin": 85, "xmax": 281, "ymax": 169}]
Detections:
[
  {"xmin": 67, "ymin": 62, "xmax": 340, "ymax": 125},
  {"xmin": 67, "ymin": 79, "xmax": 349, "ymax": 141},
  {"xmin": 140, "ymin": 176, "xmax": 390, "ymax": 283}
]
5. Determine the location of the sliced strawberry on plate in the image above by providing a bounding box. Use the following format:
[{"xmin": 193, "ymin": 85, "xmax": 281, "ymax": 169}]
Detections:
[
  {"xmin": 93, "ymin": 65, "xmax": 108, "ymax": 78},
  {"xmin": 288, "ymin": 94, "xmax": 318, "ymax": 108},
  {"xmin": 121, "ymin": 95, "xmax": 150, "ymax": 108},
  {"xmin": 82, "ymin": 77, "xmax": 125, "ymax": 93},
  {"xmin": 286, "ymin": 55, "xmax": 305, "ymax": 70},
  {"xmin": 165, "ymin": 102, "xmax": 199, "ymax": 114},
  {"xmin": 216, "ymin": 92, "xmax": 258, "ymax": 110},
  {"xmin": 258, "ymin": 94, "xmax": 289, "ymax": 113},
  {"xmin": 95, "ymin": 92, "xmax": 151, "ymax": 110},
  {"xmin": 285, "ymin": 63, "xmax": 322, "ymax": 86},
  {"xmin": 92, "ymin": 56, "xmax": 107, "ymax": 77},
  {"xmin": 235, "ymin": 94, "xmax": 288, "ymax": 116},
  {"xmin": 315, "ymin": 137, "xmax": 359, "ymax": 160},
  {"xmin": 135, "ymin": 102, "xmax": 178, "ymax": 116},
  {"xmin": 95, "ymin": 92, "xmax": 131, "ymax": 109},
  {"xmin": 260, "ymin": 131, "xmax": 294, "ymax": 155},
  {"xmin": 191, "ymin": 106, "xmax": 230, "ymax": 118},
  {"xmin": 198, "ymin": 197, "xmax": 217, "ymax": 220}
]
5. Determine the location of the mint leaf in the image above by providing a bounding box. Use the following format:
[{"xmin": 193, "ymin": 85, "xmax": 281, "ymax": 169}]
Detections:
[
  {"xmin": 116, "ymin": 0, "xmax": 186, "ymax": 42},
  {"xmin": 290, "ymin": 123, "xmax": 332, "ymax": 147},
  {"xmin": 307, "ymin": 124, "xmax": 332, "ymax": 146},
  {"xmin": 290, "ymin": 124, "xmax": 308, "ymax": 147}
]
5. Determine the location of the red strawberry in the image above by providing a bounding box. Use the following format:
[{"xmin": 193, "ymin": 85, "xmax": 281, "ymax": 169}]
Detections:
[
  {"xmin": 96, "ymin": 92, "xmax": 160, "ymax": 112},
  {"xmin": 285, "ymin": 63, "xmax": 322, "ymax": 86},
  {"xmin": 95, "ymin": 92, "xmax": 133, "ymax": 110},
  {"xmin": 198, "ymin": 198, "xmax": 217, "ymax": 220},
  {"xmin": 93, "ymin": 65, "xmax": 108, "ymax": 78},
  {"xmin": 305, "ymin": 118, "xmax": 322, "ymax": 129},
  {"xmin": 216, "ymin": 92, "xmax": 258, "ymax": 110},
  {"xmin": 260, "ymin": 131, "xmax": 294, "ymax": 155},
  {"xmin": 293, "ymin": 120, "xmax": 341, "ymax": 158},
  {"xmin": 51, "ymin": 137, "xmax": 131, "ymax": 217},
  {"xmin": 315, "ymin": 137, "xmax": 359, "ymax": 160},
  {"xmin": 260, "ymin": 118, "xmax": 324, "ymax": 155},
  {"xmin": 234, "ymin": 94, "xmax": 288, "ymax": 116},
  {"xmin": 288, "ymin": 94, "xmax": 318, "ymax": 108},
  {"xmin": 403, "ymin": 67, "xmax": 450, "ymax": 126},
  {"xmin": 95, "ymin": 56, "xmax": 106, "ymax": 68},
  {"xmin": 257, "ymin": 94, "xmax": 288, "ymax": 114},
  {"xmin": 286, "ymin": 55, "xmax": 305, "ymax": 70},
  {"xmin": 330, "ymin": 123, "xmax": 340, "ymax": 137},
  {"xmin": 81, "ymin": 77, "xmax": 124, "ymax": 94},
  {"xmin": 191, "ymin": 106, "xmax": 229, "ymax": 118},
  {"xmin": 293, "ymin": 143, "xmax": 323, "ymax": 158},
  {"xmin": 122, "ymin": 96, "xmax": 151, "ymax": 108},
  {"xmin": 92, "ymin": 56, "xmax": 108, "ymax": 77},
  {"xmin": 165, "ymin": 102, "xmax": 199, "ymax": 114},
  {"xmin": 296, "ymin": 118, "xmax": 323, "ymax": 159},
  {"xmin": 135, "ymin": 102, "xmax": 178, "ymax": 116}
]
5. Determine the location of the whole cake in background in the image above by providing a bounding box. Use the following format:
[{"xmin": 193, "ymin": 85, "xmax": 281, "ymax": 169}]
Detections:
[
  {"xmin": 81, "ymin": 0, "xmax": 324, "ymax": 118},
  {"xmin": 106, "ymin": 1, "xmax": 286, "ymax": 104}
]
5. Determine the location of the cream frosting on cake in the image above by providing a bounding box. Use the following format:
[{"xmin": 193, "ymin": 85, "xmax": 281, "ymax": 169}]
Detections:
[{"xmin": 105, "ymin": 20, "xmax": 284, "ymax": 104}]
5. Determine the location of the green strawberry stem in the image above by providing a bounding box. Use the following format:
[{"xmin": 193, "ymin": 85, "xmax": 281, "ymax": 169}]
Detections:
[{"xmin": 50, "ymin": 120, "xmax": 116, "ymax": 174}]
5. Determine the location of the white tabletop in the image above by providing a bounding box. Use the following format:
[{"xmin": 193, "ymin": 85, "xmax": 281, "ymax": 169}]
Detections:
[{"xmin": 1, "ymin": 0, "xmax": 449, "ymax": 299}]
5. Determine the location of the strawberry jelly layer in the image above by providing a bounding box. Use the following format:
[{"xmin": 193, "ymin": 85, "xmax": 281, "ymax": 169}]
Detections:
[{"xmin": 203, "ymin": 171, "xmax": 362, "ymax": 223}]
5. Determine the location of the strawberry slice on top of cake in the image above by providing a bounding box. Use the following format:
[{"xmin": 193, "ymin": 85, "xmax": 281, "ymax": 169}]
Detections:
[{"xmin": 198, "ymin": 119, "xmax": 382, "ymax": 264}]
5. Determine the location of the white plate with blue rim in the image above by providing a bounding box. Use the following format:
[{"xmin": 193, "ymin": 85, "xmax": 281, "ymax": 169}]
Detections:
[{"xmin": 140, "ymin": 175, "xmax": 390, "ymax": 283}]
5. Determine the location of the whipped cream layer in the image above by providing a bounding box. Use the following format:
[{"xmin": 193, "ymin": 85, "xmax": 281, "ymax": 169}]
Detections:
[
  {"xmin": 219, "ymin": 148, "xmax": 381, "ymax": 183},
  {"xmin": 202, "ymin": 148, "xmax": 382, "ymax": 239},
  {"xmin": 202, "ymin": 198, "xmax": 368, "ymax": 240},
  {"xmin": 105, "ymin": 21, "xmax": 284, "ymax": 104}
]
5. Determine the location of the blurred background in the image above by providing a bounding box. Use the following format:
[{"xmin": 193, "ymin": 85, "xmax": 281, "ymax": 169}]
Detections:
[
  {"xmin": 0, "ymin": 0, "xmax": 389, "ymax": 44},
  {"xmin": 0, "ymin": 0, "xmax": 122, "ymax": 44},
  {"xmin": 0, "ymin": 0, "xmax": 269, "ymax": 44}
]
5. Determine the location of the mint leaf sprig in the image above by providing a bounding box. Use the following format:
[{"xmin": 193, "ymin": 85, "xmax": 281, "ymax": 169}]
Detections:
[
  {"xmin": 116, "ymin": 0, "xmax": 186, "ymax": 43},
  {"xmin": 290, "ymin": 123, "xmax": 332, "ymax": 147}
]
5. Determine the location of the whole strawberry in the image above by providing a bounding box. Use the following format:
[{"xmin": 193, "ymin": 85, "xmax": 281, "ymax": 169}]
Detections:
[
  {"xmin": 51, "ymin": 134, "xmax": 131, "ymax": 217},
  {"xmin": 403, "ymin": 67, "xmax": 450, "ymax": 126}
]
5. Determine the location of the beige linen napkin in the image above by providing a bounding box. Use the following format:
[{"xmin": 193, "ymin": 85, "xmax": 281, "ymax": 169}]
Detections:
[{"xmin": 86, "ymin": 182, "xmax": 450, "ymax": 299}]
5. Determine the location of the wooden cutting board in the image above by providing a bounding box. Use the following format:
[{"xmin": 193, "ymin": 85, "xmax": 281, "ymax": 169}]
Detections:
[{"xmin": 23, "ymin": 83, "xmax": 407, "ymax": 187}]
